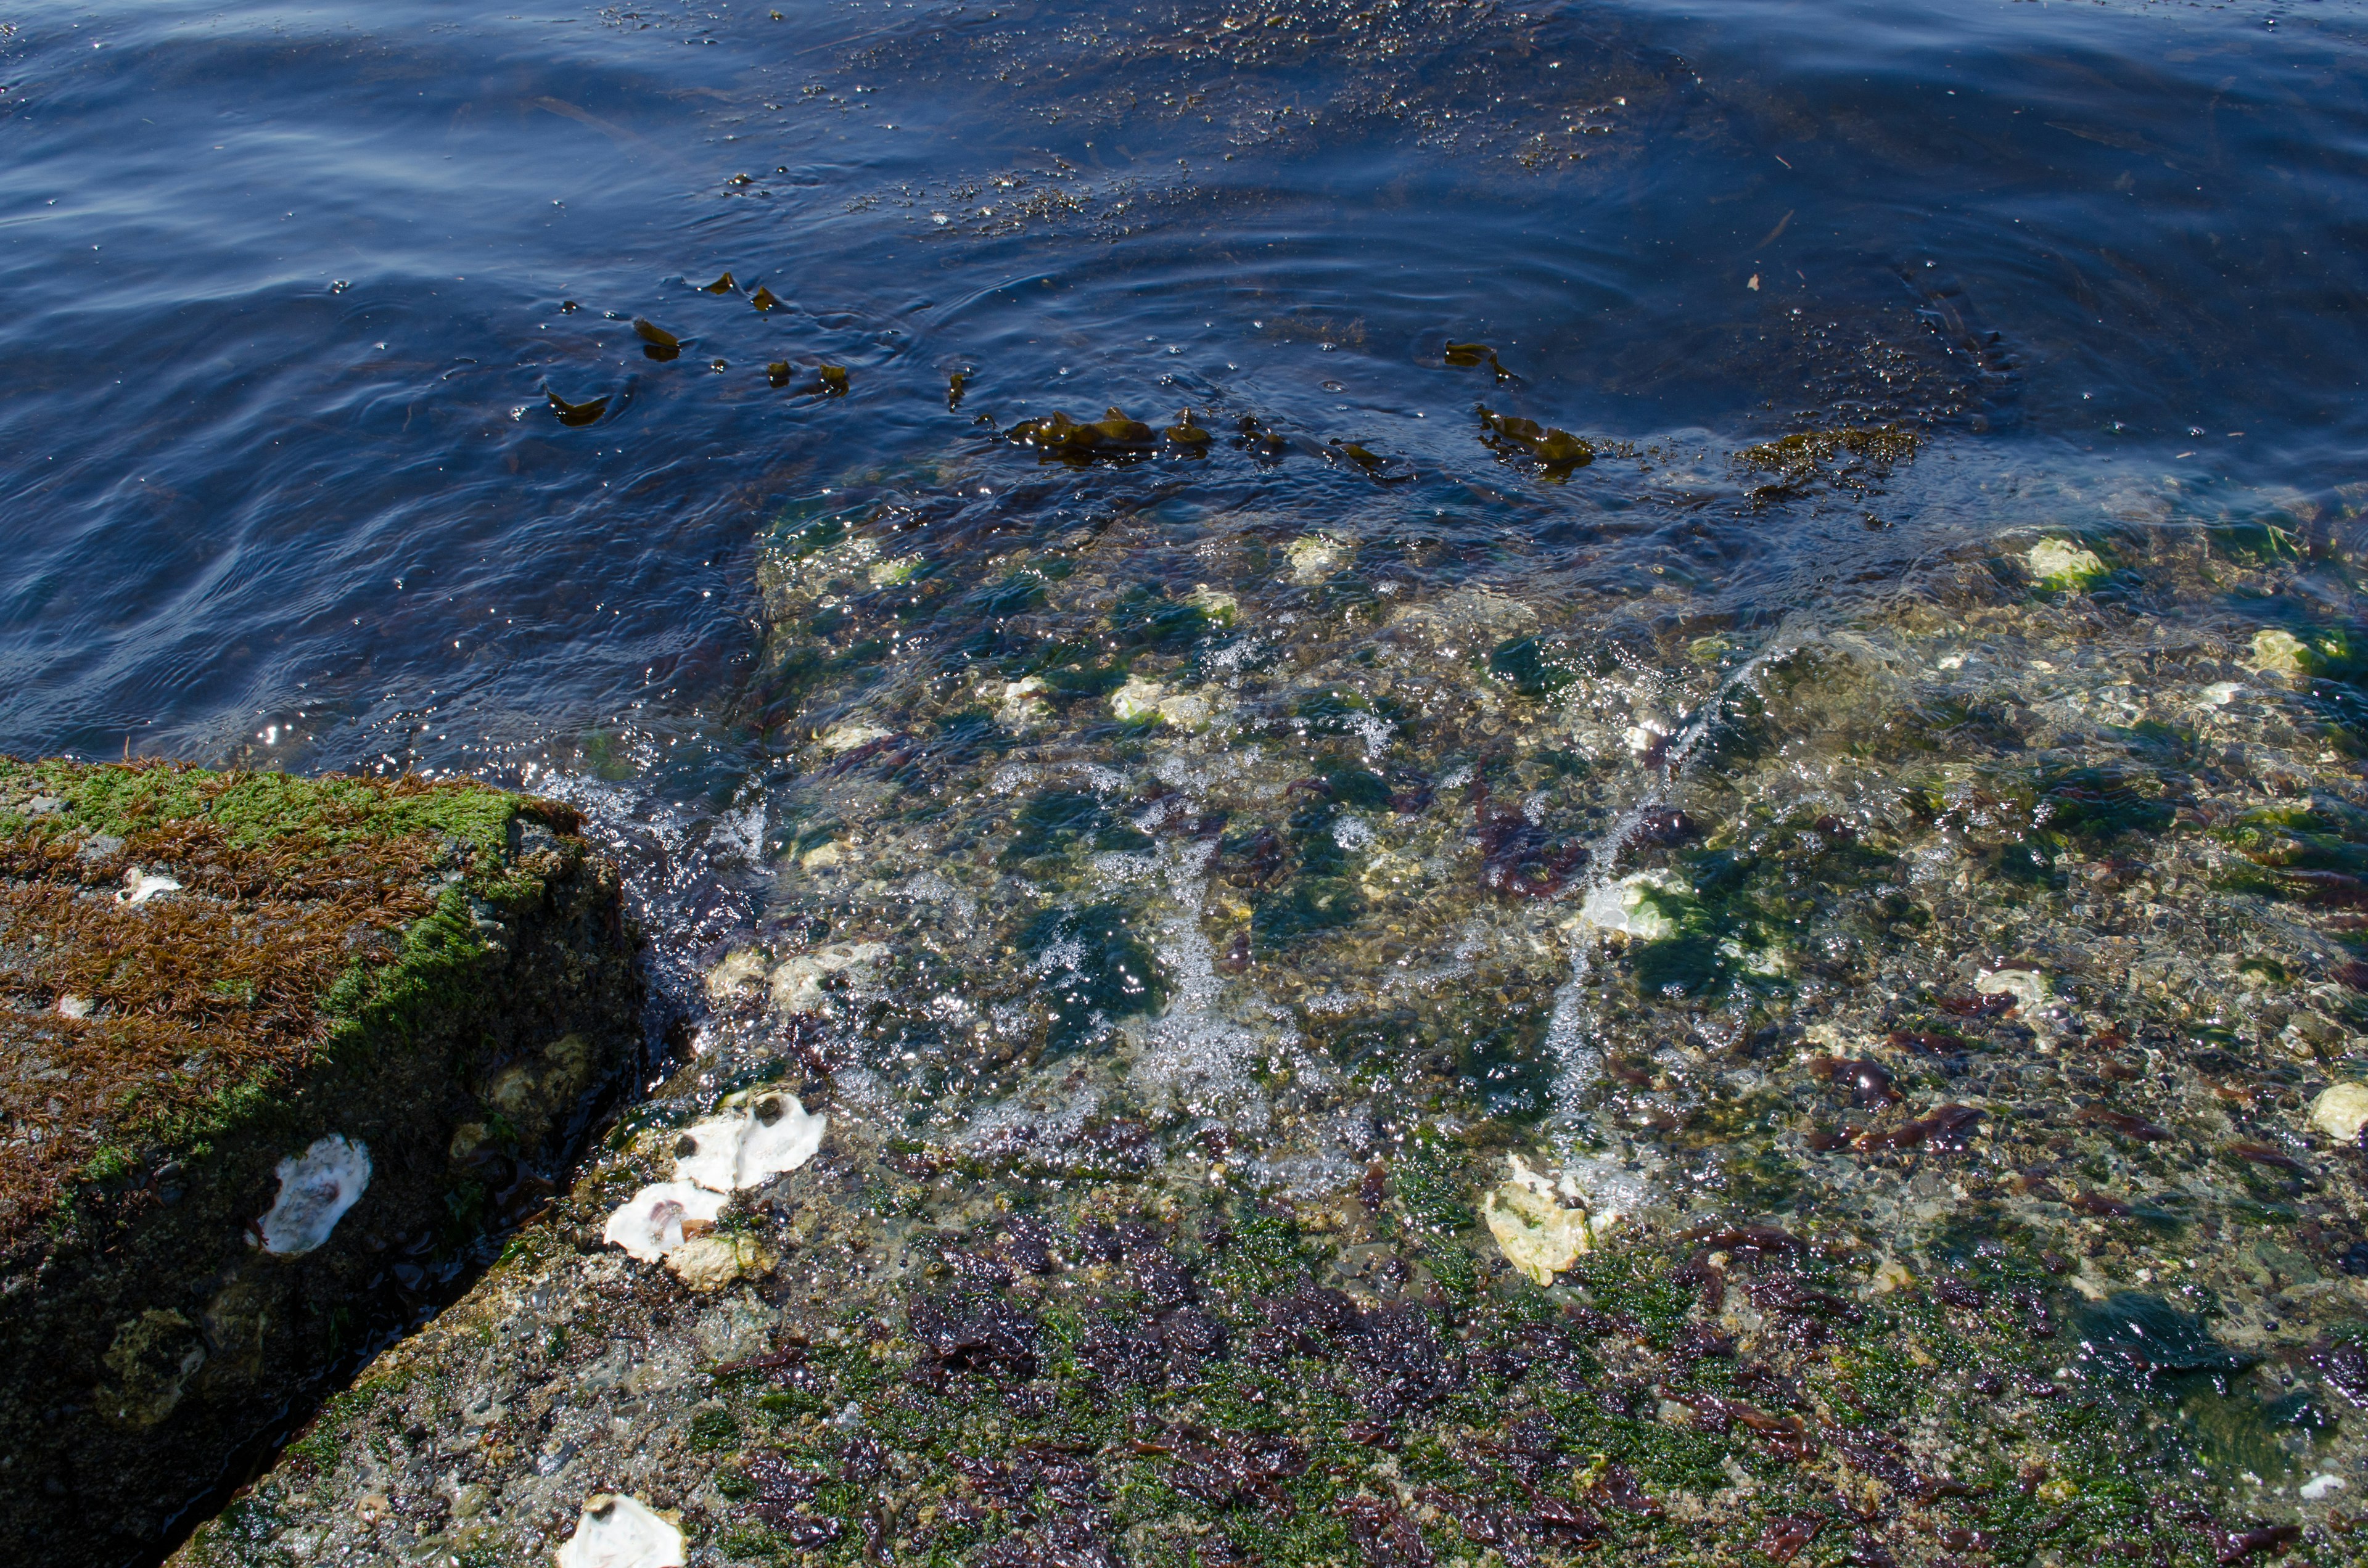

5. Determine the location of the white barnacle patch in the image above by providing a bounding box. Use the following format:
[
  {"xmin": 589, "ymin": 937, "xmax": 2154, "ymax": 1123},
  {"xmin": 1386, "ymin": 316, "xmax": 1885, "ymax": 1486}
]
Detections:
[
  {"xmin": 257, "ymin": 1135, "xmax": 371, "ymax": 1255},
  {"xmin": 601, "ymin": 1181, "xmax": 727, "ymax": 1263},
  {"xmin": 1286, "ymin": 533, "xmax": 1347, "ymax": 583},
  {"xmin": 117, "ymin": 867, "xmax": 183, "ymax": 906},
  {"xmin": 1975, "ymin": 967, "xmax": 2049, "ymax": 1014},
  {"xmin": 1482, "ymin": 1154, "xmax": 1601, "ymax": 1286},
  {"xmin": 670, "ymin": 1091, "xmax": 828, "ymax": 1192},
  {"xmin": 768, "ymin": 942, "xmax": 887, "ymax": 1012},
  {"xmin": 556, "ymin": 1494, "xmax": 685, "ymax": 1568},
  {"xmin": 1571, "ymin": 871, "xmax": 1682, "ymax": 943},
  {"xmin": 2309, "ymin": 1082, "xmax": 2368, "ymax": 1143},
  {"xmin": 2023, "ymin": 538, "xmax": 2106, "ymax": 589}
]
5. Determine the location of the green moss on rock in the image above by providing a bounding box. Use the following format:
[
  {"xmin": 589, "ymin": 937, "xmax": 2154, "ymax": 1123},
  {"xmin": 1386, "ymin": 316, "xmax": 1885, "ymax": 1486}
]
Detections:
[{"xmin": 0, "ymin": 759, "xmax": 641, "ymax": 1568}]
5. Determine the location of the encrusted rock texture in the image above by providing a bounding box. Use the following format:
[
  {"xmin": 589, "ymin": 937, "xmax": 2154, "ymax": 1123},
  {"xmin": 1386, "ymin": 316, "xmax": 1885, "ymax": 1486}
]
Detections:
[
  {"xmin": 166, "ymin": 477, "xmax": 2368, "ymax": 1566},
  {"xmin": 164, "ymin": 1114, "xmax": 2368, "ymax": 1568},
  {"xmin": 0, "ymin": 759, "xmax": 643, "ymax": 1567}
]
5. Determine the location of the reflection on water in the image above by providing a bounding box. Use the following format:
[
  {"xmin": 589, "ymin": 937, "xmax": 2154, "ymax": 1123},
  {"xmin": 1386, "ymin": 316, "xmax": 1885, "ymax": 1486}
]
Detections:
[{"xmin": 9, "ymin": 0, "xmax": 2368, "ymax": 1554}]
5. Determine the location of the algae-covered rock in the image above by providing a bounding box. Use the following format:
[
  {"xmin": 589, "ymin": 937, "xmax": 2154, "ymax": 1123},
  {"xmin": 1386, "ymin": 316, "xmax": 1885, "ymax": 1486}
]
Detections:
[
  {"xmin": 2023, "ymin": 536, "xmax": 2108, "ymax": 589},
  {"xmin": 0, "ymin": 759, "xmax": 641, "ymax": 1567}
]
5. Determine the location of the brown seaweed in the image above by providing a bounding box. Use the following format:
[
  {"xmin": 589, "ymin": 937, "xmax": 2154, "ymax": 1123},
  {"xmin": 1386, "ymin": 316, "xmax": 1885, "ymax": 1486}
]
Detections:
[
  {"xmin": 546, "ymin": 389, "xmax": 609, "ymax": 427},
  {"xmin": 633, "ymin": 318, "xmax": 681, "ymax": 360}
]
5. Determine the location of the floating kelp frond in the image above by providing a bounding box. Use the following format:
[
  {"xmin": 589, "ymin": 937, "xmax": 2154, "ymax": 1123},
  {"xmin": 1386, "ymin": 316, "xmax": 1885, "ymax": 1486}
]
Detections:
[
  {"xmin": 701, "ymin": 271, "xmax": 736, "ymax": 293},
  {"xmin": 546, "ymin": 389, "xmax": 609, "ymax": 426},
  {"xmin": 1475, "ymin": 404, "xmax": 1593, "ymax": 471},
  {"xmin": 1007, "ymin": 407, "xmax": 1158, "ymax": 462},
  {"xmin": 1164, "ymin": 407, "xmax": 1212, "ymax": 449},
  {"xmin": 633, "ymin": 318, "xmax": 681, "ymax": 360},
  {"xmin": 748, "ymin": 284, "xmax": 781, "ymax": 311},
  {"xmin": 947, "ymin": 369, "xmax": 970, "ymax": 409},
  {"xmin": 1444, "ymin": 339, "xmax": 1519, "ymax": 382}
]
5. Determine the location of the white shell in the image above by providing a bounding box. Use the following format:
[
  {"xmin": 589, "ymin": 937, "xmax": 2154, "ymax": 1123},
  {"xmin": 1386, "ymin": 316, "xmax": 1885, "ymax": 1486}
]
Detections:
[
  {"xmin": 118, "ymin": 868, "xmax": 183, "ymax": 906},
  {"xmin": 767, "ymin": 943, "xmax": 886, "ymax": 1012},
  {"xmin": 666, "ymin": 1233, "xmax": 771, "ymax": 1292},
  {"xmin": 554, "ymin": 1494, "xmax": 684, "ymax": 1568},
  {"xmin": 601, "ymin": 1181, "xmax": 726, "ymax": 1263},
  {"xmin": 668, "ymin": 1093, "xmax": 827, "ymax": 1193},
  {"xmin": 257, "ymin": 1135, "xmax": 371, "ymax": 1255},
  {"xmin": 735, "ymin": 1092, "xmax": 828, "ymax": 1185},
  {"xmin": 667, "ymin": 1115, "xmax": 750, "ymax": 1192}
]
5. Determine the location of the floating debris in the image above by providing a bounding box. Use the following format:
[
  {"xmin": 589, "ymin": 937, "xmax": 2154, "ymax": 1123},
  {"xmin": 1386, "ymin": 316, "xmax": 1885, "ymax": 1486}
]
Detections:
[
  {"xmin": 1476, "ymin": 403, "xmax": 1593, "ymax": 470},
  {"xmin": 1007, "ymin": 406, "xmax": 1157, "ymax": 462},
  {"xmin": 1444, "ymin": 339, "xmax": 1519, "ymax": 382}
]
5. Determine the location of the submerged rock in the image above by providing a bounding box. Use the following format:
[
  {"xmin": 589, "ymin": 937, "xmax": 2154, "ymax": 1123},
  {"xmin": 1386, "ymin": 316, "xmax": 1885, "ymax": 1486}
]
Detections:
[{"xmin": 0, "ymin": 758, "xmax": 642, "ymax": 1568}]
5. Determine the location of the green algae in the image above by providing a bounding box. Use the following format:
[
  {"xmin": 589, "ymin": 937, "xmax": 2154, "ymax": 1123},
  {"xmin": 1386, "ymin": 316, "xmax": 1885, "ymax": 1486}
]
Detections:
[{"xmin": 1022, "ymin": 903, "xmax": 1166, "ymax": 1056}]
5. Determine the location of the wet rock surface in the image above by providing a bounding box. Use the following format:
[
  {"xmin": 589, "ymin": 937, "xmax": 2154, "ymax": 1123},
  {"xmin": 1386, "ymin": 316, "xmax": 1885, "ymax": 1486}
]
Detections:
[
  {"xmin": 174, "ymin": 474, "xmax": 2368, "ymax": 1565},
  {"xmin": 0, "ymin": 760, "xmax": 642, "ymax": 1567}
]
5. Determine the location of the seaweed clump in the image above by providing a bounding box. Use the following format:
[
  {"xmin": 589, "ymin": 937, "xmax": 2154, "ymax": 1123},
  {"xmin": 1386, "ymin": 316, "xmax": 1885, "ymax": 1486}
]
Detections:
[{"xmin": 1738, "ymin": 424, "xmax": 1920, "ymax": 499}]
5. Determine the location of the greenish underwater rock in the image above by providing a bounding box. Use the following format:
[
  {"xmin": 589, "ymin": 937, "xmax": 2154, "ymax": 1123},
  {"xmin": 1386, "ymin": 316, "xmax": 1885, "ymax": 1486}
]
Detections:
[{"xmin": 0, "ymin": 760, "xmax": 643, "ymax": 1567}]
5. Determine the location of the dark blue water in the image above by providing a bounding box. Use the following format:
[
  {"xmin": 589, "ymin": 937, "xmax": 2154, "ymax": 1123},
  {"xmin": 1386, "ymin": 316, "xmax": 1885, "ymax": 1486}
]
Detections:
[{"xmin": 2, "ymin": 0, "xmax": 2362, "ymax": 781}]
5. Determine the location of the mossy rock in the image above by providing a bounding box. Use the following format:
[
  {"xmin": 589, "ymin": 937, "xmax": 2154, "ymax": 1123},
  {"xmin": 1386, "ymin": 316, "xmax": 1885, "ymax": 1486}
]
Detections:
[{"xmin": 0, "ymin": 759, "xmax": 642, "ymax": 1567}]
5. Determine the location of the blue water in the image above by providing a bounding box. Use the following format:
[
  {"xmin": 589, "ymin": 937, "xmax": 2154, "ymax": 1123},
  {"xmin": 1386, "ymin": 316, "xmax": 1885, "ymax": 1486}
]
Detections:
[{"xmin": 2, "ymin": 0, "xmax": 2362, "ymax": 780}]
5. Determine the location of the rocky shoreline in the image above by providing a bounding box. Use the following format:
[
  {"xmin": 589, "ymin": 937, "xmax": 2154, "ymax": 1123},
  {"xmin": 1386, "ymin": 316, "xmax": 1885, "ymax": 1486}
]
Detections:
[{"xmin": 0, "ymin": 760, "xmax": 642, "ymax": 1566}]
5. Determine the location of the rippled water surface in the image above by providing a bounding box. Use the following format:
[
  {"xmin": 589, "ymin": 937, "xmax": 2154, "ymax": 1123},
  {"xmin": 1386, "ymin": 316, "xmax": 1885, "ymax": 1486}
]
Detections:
[{"xmin": 14, "ymin": 0, "xmax": 2368, "ymax": 1554}]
